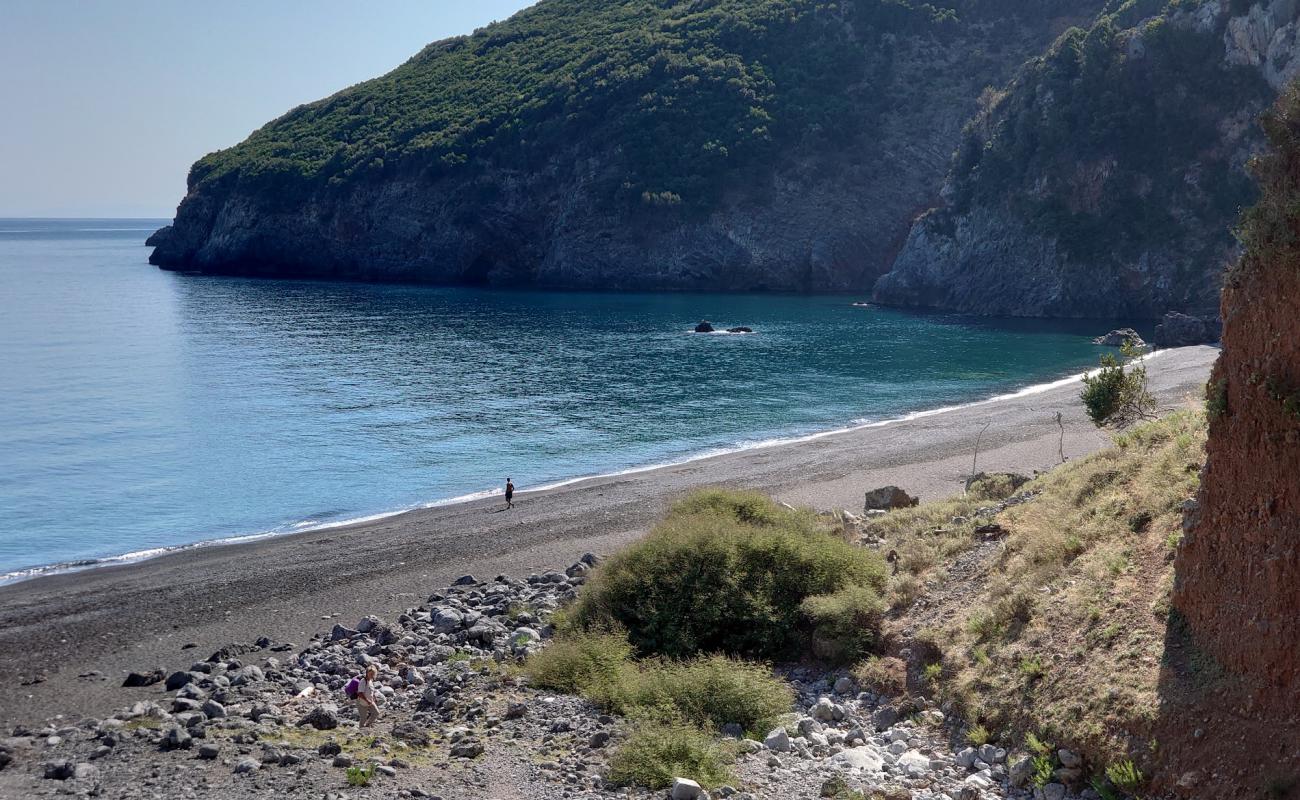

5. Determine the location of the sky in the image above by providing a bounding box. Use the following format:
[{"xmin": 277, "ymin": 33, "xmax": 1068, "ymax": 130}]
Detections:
[{"xmin": 0, "ymin": 1, "xmax": 536, "ymax": 218}]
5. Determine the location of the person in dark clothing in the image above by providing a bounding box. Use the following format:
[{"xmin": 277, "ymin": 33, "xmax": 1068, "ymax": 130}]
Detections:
[{"xmin": 505, "ymin": 478, "xmax": 515, "ymax": 509}]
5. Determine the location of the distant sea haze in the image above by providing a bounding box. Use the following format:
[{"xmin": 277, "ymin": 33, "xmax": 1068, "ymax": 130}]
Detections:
[{"xmin": 0, "ymin": 219, "xmax": 1143, "ymax": 579}]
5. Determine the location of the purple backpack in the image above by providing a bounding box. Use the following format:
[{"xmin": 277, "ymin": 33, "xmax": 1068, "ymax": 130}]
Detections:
[{"xmin": 343, "ymin": 676, "xmax": 360, "ymax": 699}]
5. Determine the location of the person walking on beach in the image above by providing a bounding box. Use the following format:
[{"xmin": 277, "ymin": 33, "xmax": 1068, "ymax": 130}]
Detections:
[
  {"xmin": 355, "ymin": 665, "xmax": 381, "ymax": 727},
  {"xmin": 505, "ymin": 477, "xmax": 515, "ymax": 509}
]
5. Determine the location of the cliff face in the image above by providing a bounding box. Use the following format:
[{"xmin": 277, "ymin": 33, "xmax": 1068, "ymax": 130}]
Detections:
[
  {"xmin": 149, "ymin": 0, "xmax": 1104, "ymax": 291},
  {"xmin": 1158, "ymin": 83, "xmax": 1300, "ymax": 797},
  {"xmin": 874, "ymin": 0, "xmax": 1297, "ymax": 318}
]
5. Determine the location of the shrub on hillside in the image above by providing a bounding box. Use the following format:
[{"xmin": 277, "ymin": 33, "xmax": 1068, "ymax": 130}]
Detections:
[{"xmin": 567, "ymin": 489, "xmax": 887, "ymax": 661}]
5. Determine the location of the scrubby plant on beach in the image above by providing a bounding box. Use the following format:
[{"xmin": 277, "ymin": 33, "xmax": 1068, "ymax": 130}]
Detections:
[
  {"xmin": 525, "ymin": 630, "xmax": 792, "ymax": 736},
  {"xmin": 566, "ymin": 489, "xmax": 887, "ymax": 661},
  {"xmin": 1081, "ymin": 343, "xmax": 1156, "ymax": 429},
  {"xmin": 606, "ymin": 714, "xmax": 735, "ymax": 790}
]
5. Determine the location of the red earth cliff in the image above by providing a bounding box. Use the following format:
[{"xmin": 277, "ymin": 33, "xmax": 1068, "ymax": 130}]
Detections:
[{"xmin": 1159, "ymin": 84, "xmax": 1300, "ymax": 797}]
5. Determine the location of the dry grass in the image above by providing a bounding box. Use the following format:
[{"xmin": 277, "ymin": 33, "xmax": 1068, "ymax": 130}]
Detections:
[{"xmin": 921, "ymin": 410, "xmax": 1206, "ymax": 765}]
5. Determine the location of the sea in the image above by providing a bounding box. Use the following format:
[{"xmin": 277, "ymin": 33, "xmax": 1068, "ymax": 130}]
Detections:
[{"xmin": 0, "ymin": 218, "xmax": 1142, "ymax": 580}]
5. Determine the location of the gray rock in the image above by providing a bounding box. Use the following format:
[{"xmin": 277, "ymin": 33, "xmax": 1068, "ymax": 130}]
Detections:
[
  {"xmin": 763, "ymin": 727, "xmax": 791, "ymax": 753},
  {"xmin": 1153, "ymin": 311, "xmax": 1218, "ymax": 347},
  {"xmin": 449, "ymin": 739, "xmax": 484, "ymax": 758},
  {"xmin": 671, "ymin": 777, "xmax": 703, "ymax": 799},
  {"xmin": 833, "ymin": 676, "xmax": 855, "ymax": 694},
  {"xmin": 296, "ymin": 706, "xmax": 340, "ymax": 730},
  {"xmin": 201, "ymin": 700, "xmax": 227, "ymax": 719},
  {"xmin": 1040, "ymin": 783, "xmax": 1067, "ymax": 800},
  {"xmin": 1057, "ymin": 748, "xmax": 1082, "ymax": 768},
  {"xmin": 233, "ymin": 757, "xmax": 260, "ymax": 774},
  {"xmin": 955, "ymin": 747, "xmax": 978, "ymax": 768},
  {"xmin": 43, "ymin": 760, "xmax": 74, "ymax": 780},
  {"xmin": 375, "ymin": 764, "xmax": 398, "ymax": 777},
  {"xmin": 809, "ymin": 697, "xmax": 836, "ymax": 721},
  {"xmin": 162, "ymin": 725, "xmax": 192, "ymax": 750},
  {"xmin": 978, "ymin": 743, "xmax": 1002, "ymax": 764},
  {"xmin": 871, "ymin": 706, "xmax": 898, "ymax": 732},
  {"xmin": 122, "ymin": 669, "xmax": 164, "ymax": 687},
  {"xmin": 588, "ymin": 731, "xmax": 611, "ymax": 749},
  {"xmin": 198, "ymin": 743, "xmax": 220, "ymax": 760},
  {"xmin": 694, "ymin": 321, "xmax": 715, "ymax": 333},
  {"xmin": 721, "ymin": 722, "xmax": 744, "ymax": 739},
  {"xmin": 831, "ymin": 747, "xmax": 883, "ymax": 772},
  {"xmin": 1009, "ymin": 756, "xmax": 1034, "ymax": 788},
  {"xmin": 332, "ymin": 754, "xmax": 353, "ymax": 768},
  {"xmin": 452, "ymin": 574, "xmax": 477, "ymax": 586},
  {"xmin": 165, "ymin": 671, "xmax": 195, "ymax": 691},
  {"xmin": 1092, "ymin": 328, "xmax": 1145, "ymax": 348}
]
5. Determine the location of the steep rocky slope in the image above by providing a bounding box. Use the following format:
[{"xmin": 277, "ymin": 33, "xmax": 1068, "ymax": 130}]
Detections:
[
  {"xmin": 874, "ymin": 0, "xmax": 1299, "ymax": 318},
  {"xmin": 1157, "ymin": 82, "xmax": 1300, "ymax": 798},
  {"xmin": 148, "ymin": 0, "xmax": 1103, "ymax": 291}
]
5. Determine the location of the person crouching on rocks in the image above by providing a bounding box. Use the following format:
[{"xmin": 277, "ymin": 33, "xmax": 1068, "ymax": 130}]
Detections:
[{"xmin": 356, "ymin": 665, "xmax": 381, "ymax": 727}]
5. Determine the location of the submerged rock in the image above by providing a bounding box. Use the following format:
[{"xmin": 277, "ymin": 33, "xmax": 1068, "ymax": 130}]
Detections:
[{"xmin": 694, "ymin": 320, "xmax": 715, "ymax": 333}]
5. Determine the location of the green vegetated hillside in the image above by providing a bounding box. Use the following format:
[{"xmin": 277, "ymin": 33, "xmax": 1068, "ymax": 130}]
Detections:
[
  {"xmin": 873, "ymin": 0, "xmax": 1296, "ymax": 317},
  {"xmin": 149, "ymin": 0, "xmax": 1104, "ymax": 290}
]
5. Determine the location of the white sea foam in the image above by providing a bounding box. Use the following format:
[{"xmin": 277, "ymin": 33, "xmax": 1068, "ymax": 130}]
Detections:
[{"xmin": 1, "ymin": 352, "xmax": 1164, "ymax": 587}]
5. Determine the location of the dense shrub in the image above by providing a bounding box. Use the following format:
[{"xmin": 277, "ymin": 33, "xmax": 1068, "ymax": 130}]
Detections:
[
  {"xmin": 606, "ymin": 716, "xmax": 735, "ymax": 789},
  {"xmin": 634, "ymin": 655, "xmax": 792, "ymax": 735},
  {"xmin": 567, "ymin": 489, "xmax": 887, "ymax": 660},
  {"xmin": 522, "ymin": 630, "xmax": 633, "ymax": 703},
  {"xmin": 800, "ymin": 585, "xmax": 886, "ymax": 662}
]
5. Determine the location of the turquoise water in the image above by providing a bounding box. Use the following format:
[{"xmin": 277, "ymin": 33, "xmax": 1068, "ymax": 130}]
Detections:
[{"xmin": 0, "ymin": 219, "xmax": 1137, "ymax": 578}]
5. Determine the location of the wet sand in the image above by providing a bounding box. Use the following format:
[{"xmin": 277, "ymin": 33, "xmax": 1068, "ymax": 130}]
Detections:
[{"xmin": 0, "ymin": 345, "xmax": 1218, "ymax": 726}]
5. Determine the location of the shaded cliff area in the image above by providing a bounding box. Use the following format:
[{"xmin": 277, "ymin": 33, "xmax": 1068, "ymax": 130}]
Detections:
[
  {"xmin": 148, "ymin": 0, "xmax": 1104, "ymax": 291},
  {"xmin": 875, "ymin": 0, "xmax": 1299, "ymax": 318},
  {"xmin": 1156, "ymin": 83, "xmax": 1300, "ymax": 797}
]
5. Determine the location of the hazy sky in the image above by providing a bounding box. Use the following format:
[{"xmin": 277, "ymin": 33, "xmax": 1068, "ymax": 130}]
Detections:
[{"xmin": 0, "ymin": 1, "xmax": 536, "ymax": 218}]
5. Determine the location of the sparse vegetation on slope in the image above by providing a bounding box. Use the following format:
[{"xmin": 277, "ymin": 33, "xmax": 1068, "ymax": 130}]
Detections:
[{"xmin": 859, "ymin": 410, "xmax": 1206, "ymax": 774}]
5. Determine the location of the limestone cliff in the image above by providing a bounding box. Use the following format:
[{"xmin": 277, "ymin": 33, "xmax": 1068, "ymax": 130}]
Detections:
[
  {"xmin": 148, "ymin": 0, "xmax": 1103, "ymax": 291},
  {"xmin": 875, "ymin": 0, "xmax": 1298, "ymax": 318},
  {"xmin": 1157, "ymin": 81, "xmax": 1300, "ymax": 797}
]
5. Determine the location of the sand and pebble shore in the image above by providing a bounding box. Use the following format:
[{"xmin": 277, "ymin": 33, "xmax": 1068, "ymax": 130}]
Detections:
[{"xmin": 0, "ymin": 345, "xmax": 1218, "ymax": 734}]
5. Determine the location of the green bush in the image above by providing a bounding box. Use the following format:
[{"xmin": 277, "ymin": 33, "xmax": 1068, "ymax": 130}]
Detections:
[
  {"xmin": 606, "ymin": 716, "xmax": 735, "ymax": 790},
  {"xmin": 1081, "ymin": 350, "xmax": 1155, "ymax": 429},
  {"xmin": 568, "ymin": 489, "xmax": 887, "ymax": 661},
  {"xmin": 526, "ymin": 631, "xmax": 791, "ymax": 736},
  {"xmin": 800, "ymin": 585, "xmax": 886, "ymax": 662},
  {"xmin": 522, "ymin": 630, "xmax": 633, "ymax": 703},
  {"xmin": 634, "ymin": 655, "xmax": 792, "ymax": 736}
]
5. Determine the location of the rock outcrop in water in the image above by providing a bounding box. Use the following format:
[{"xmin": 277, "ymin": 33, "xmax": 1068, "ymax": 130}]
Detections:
[
  {"xmin": 873, "ymin": 0, "xmax": 1300, "ymax": 318},
  {"xmin": 1158, "ymin": 81, "xmax": 1300, "ymax": 797},
  {"xmin": 147, "ymin": 0, "xmax": 1102, "ymax": 292}
]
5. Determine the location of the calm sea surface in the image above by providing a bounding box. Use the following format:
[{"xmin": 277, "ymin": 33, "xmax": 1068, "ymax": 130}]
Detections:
[{"xmin": 0, "ymin": 219, "xmax": 1137, "ymax": 578}]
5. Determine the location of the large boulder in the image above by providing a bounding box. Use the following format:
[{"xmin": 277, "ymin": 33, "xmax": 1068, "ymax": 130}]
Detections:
[
  {"xmin": 694, "ymin": 320, "xmax": 715, "ymax": 333},
  {"xmin": 1152, "ymin": 311, "xmax": 1219, "ymax": 347},
  {"xmin": 1092, "ymin": 328, "xmax": 1145, "ymax": 347},
  {"xmin": 863, "ymin": 486, "xmax": 918, "ymax": 512}
]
